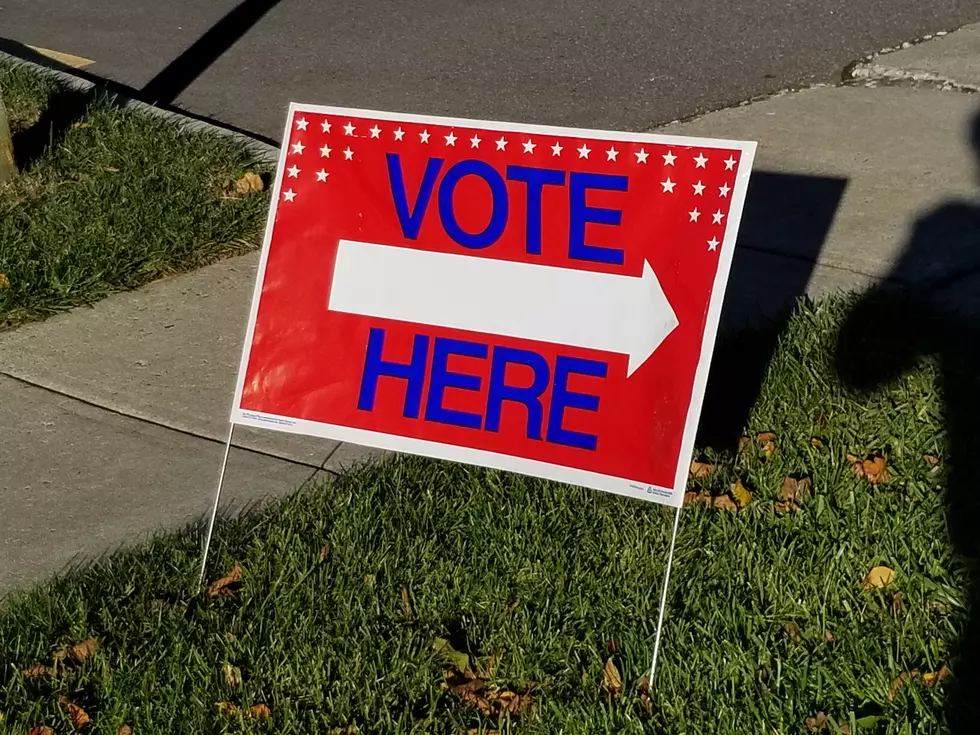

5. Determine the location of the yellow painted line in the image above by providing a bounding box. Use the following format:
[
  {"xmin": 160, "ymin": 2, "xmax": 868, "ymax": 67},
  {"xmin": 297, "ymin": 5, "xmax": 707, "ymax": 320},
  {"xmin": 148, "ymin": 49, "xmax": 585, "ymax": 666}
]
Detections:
[{"xmin": 25, "ymin": 45, "xmax": 95, "ymax": 69}]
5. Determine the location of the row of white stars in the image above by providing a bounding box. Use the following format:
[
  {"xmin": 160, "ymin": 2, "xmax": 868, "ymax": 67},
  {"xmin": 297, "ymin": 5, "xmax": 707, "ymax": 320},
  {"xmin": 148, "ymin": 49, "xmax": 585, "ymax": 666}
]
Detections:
[
  {"xmin": 291, "ymin": 118, "xmax": 738, "ymax": 168},
  {"xmin": 689, "ymin": 208, "xmax": 726, "ymax": 224},
  {"xmin": 662, "ymin": 179, "xmax": 732, "ymax": 197}
]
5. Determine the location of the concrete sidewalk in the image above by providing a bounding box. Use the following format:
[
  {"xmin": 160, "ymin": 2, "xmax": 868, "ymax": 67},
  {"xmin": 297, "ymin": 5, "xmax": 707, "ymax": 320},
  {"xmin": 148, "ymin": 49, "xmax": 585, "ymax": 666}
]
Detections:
[{"xmin": 4, "ymin": 25, "xmax": 980, "ymax": 595}]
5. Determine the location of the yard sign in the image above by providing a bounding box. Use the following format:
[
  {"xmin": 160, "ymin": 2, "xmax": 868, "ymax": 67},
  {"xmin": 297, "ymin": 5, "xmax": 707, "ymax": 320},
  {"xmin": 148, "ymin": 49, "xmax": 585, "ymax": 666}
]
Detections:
[{"xmin": 232, "ymin": 104, "xmax": 755, "ymax": 508}]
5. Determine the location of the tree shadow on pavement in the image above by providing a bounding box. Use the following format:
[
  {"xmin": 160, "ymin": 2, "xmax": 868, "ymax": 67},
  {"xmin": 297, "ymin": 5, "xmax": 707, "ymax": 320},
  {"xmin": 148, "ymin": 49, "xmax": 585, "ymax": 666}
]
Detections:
[
  {"xmin": 835, "ymin": 109, "xmax": 980, "ymax": 731},
  {"xmin": 4, "ymin": 0, "xmax": 284, "ymax": 170},
  {"xmin": 697, "ymin": 171, "xmax": 849, "ymax": 448}
]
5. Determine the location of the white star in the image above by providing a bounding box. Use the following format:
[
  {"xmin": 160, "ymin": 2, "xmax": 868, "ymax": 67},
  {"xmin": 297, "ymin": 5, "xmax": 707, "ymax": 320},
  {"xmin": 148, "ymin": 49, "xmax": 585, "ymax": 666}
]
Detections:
[
  {"xmin": 577, "ymin": 144, "xmax": 591, "ymax": 159},
  {"xmin": 445, "ymin": 131, "xmax": 458, "ymax": 146},
  {"xmin": 661, "ymin": 178, "xmax": 676, "ymax": 193},
  {"xmin": 635, "ymin": 148, "xmax": 649, "ymax": 164},
  {"xmin": 393, "ymin": 127, "xmax": 405, "ymax": 141},
  {"xmin": 320, "ymin": 119, "xmax": 331, "ymax": 133},
  {"xmin": 287, "ymin": 164, "xmax": 301, "ymax": 178},
  {"xmin": 319, "ymin": 144, "xmax": 331, "ymax": 158},
  {"xmin": 420, "ymin": 130, "xmax": 431, "ymax": 143},
  {"xmin": 291, "ymin": 141, "xmax": 305, "ymax": 155},
  {"xmin": 712, "ymin": 209, "xmax": 725, "ymax": 224},
  {"xmin": 606, "ymin": 146, "xmax": 619, "ymax": 162},
  {"xmin": 724, "ymin": 156, "xmax": 737, "ymax": 171},
  {"xmin": 692, "ymin": 180, "xmax": 705, "ymax": 196},
  {"xmin": 295, "ymin": 117, "xmax": 309, "ymax": 131},
  {"xmin": 707, "ymin": 237, "xmax": 720, "ymax": 251},
  {"xmin": 343, "ymin": 147, "xmax": 354, "ymax": 160},
  {"xmin": 344, "ymin": 122, "xmax": 356, "ymax": 136},
  {"xmin": 694, "ymin": 152, "xmax": 708, "ymax": 168},
  {"xmin": 719, "ymin": 184, "xmax": 731, "ymax": 198},
  {"xmin": 551, "ymin": 142, "xmax": 563, "ymax": 156},
  {"xmin": 283, "ymin": 189, "xmax": 296, "ymax": 202},
  {"xmin": 689, "ymin": 208, "xmax": 701, "ymax": 222},
  {"xmin": 315, "ymin": 169, "xmax": 329, "ymax": 182},
  {"xmin": 663, "ymin": 150, "xmax": 676, "ymax": 166},
  {"xmin": 523, "ymin": 139, "xmax": 536, "ymax": 154},
  {"xmin": 495, "ymin": 137, "xmax": 507, "ymax": 150},
  {"xmin": 370, "ymin": 125, "xmax": 381, "ymax": 139},
  {"xmin": 470, "ymin": 134, "xmax": 482, "ymax": 148}
]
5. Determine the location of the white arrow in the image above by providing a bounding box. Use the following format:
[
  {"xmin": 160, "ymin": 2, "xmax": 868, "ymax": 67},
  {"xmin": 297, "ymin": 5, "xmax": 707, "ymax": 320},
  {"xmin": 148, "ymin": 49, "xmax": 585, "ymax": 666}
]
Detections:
[{"xmin": 328, "ymin": 240, "xmax": 679, "ymax": 376}]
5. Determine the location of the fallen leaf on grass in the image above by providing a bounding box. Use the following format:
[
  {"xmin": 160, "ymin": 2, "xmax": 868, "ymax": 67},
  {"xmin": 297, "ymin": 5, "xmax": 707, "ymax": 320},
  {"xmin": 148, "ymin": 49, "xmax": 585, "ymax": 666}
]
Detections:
[
  {"xmin": 810, "ymin": 437, "xmax": 825, "ymax": 449},
  {"xmin": 712, "ymin": 494, "xmax": 739, "ymax": 512},
  {"xmin": 730, "ymin": 480, "xmax": 753, "ymax": 509},
  {"xmin": 22, "ymin": 664, "xmax": 56, "ymax": 679},
  {"xmin": 223, "ymin": 664, "xmax": 241, "ymax": 688},
  {"xmin": 784, "ymin": 622, "xmax": 803, "ymax": 643},
  {"xmin": 59, "ymin": 696, "xmax": 90, "ymax": 728},
  {"xmin": 234, "ymin": 172, "xmax": 264, "ymax": 196},
  {"xmin": 606, "ymin": 639, "xmax": 621, "ymax": 654},
  {"xmin": 805, "ymin": 711, "xmax": 828, "ymax": 732},
  {"xmin": 892, "ymin": 591, "xmax": 905, "ymax": 618},
  {"xmin": 247, "ymin": 704, "xmax": 271, "ymax": 719},
  {"xmin": 689, "ymin": 460, "xmax": 714, "ymax": 479},
  {"xmin": 445, "ymin": 670, "xmax": 532, "ymax": 718},
  {"xmin": 69, "ymin": 638, "xmax": 98, "ymax": 663},
  {"xmin": 401, "ymin": 585, "xmax": 413, "ymax": 620},
  {"xmin": 862, "ymin": 566, "xmax": 896, "ymax": 590},
  {"xmin": 924, "ymin": 455, "xmax": 941, "ymax": 468},
  {"xmin": 889, "ymin": 669, "xmax": 920, "ymax": 700},
  {"xmin": 118, "ymin": 726, "xmax": 134, "ymax": 735},
  {"xmin": 207, "ymin": 563, "xmax": 244, "ymax": 597},
  {"xmin": 839, "ymin": 724, "xmax": 851, "ymax": 735},
  {"xmin": 28, "ymin": 727, "xmax": 54, "ymax": 735},
  {"xmin": 683, "ymin": 491, "xmax": 711, "ymax": 507},
  {"xmin": 318, "ymin": 544, "xmax": 331, "ymax": 563},
  {"xmin": 216, "ymin": 701, "xmax": 238, "ymax": 716},
  {"xmin": 638, "ymin": 676, "xmax": 654, "ymax": 714},
  {"xmin": 602, "ymin": 658, "xmax": 622, "ymax": 699},
  {"xmin": 738, "ymin": 435, "xmax": 752, "ymax": 449},
  {"xmin": 922, "ymin": 663, "xmax": 951, "ymax": 687},
  {"xmin": 0, "ymin": 273, "xmax": 9, "ymax": 289},
  {"xmin": 823, "ymin": 630, "xmax": 838, "ymax": 645},
  {"xmin": 781, "ymin": 477, "xmax": 811, "ymax": 504},
  {"xmin": 433, "ymin": 638, "xmax": 471, "ymax": 675},
  {"xmin": 849, "ymin": 453, "xmax": 890, "ymax": 484}
]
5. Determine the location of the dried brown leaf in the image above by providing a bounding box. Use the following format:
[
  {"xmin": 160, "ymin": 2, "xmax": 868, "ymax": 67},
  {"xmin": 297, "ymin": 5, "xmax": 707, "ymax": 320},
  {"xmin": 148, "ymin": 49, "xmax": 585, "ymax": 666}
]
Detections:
[
  {"xmin": 849, "ymin": 453, "xmax": 890, "ymax": 484},
  {"xmin": 775, "ymin": 501, "xmax": 797, "ymax": 514},
  {"xmin": 207, "ymin": 563, "xmax": 244, "ymax": 597},
  {"xmin": 784, "ymin": 622, "xmax": 802, "ymax": 643},
  {"xmin": 738, "ymin": 435, "xmax": 751, "ymax": 449},
  {"xmin": 683, "ymin": 491, "xmax": 710, "ymax": 507},
  {"xmin": 223, "ymin": 664, "xmax": 241, "ymax": 689},
  {"xmin": 28, "ymin": 727, "xmax": 54, "ymax": 735},
  {"xmin": 756, "ymin": 432, "xmax": 777, "ymax": 443},
  {"xmin": 839, "ymin": 724, "xmax": 851, "ymax": 735},
  {"xmin": 215, "ymin": 701, "xmax": 238, "ymax": 716},
  {"xmin": 234, "ymin": 171, "xmax": 264, "ymax": 196},
  {"xmin": 712, "ymin": 494, "xmax": 739, "ymax": 512},
  {"xmin": 922, "ymin": 664, "xmax": 951, "ymax": 687},
  {"xmin": 924, "ymin": 455, "xmax": 941, "ymax": 468},
  {"xmin": 761, "ymin": 440, "xmax": 777, "ymax": 457},
  {"xmin": 892, "ymin": 591, "xmax": 905, "ymax": 618},
  {"xmin": 805, "ymin": 711, "xmax": 828, "ymax": 732},
  {"xmin": 823, "ymin": 630, "xmax": 838, "ymax": 645},
  {"xmin": 401, "ymin": 585, "xmax": 413, "ymax": 619},
  {"xmin": 862, "ymin": 566, "xmax": 896, "ymax": 590},
  {"xmin": 69, "ymin": 638, "xmax": 98, "ymax": 663},
  {"xmin": 22, "ymin": 664, "xmax": 55, "ymax": 679},
  {"xmin": 59, "ymin": 696, "xmax": 90, "ymax": 728},
  {"xmin": 730, "ymin": 480, "xmax": 753, "ymax": 509},
  {"xmin": 247, "ymin": 704, "xmax": 271, "ymax": 719},
  {"xmin": 781, "ymin": 477, "xmax": 812, "ymax": 503},
  {"xmin": 318, "ymin": 544, "xmax": 331, "ymax": 563},
  {"xmin": 118, "ymin": 726, "xmax": 134, "ymax": 735},
  {"xmin": 497, "ymin": 690, "xmax": 532, "ymax": 715},
  {"xmin": 689, "ymin": 460, "xmax": 714, "ymax": 479},
  {"xmin": 638, "ymin": 676, "xmax": 654, "ymax": 714},
  {"xmin": 889, "ymin": 669, "xmax": 919, "ymax": 700},
  {"xmin": 602, "ymin": 657, "xmax": 622, "ymax": 699},
  {"xmin": 810, "ymin": 437, "xmax": 825, "ymax": 449},
  {"xmin": 0, "ymin": 273, "xmax": 9, "ymax": 289},
  {"xmin": 606, "ymin": 639, "xmax": 621, "ymax": 654}
]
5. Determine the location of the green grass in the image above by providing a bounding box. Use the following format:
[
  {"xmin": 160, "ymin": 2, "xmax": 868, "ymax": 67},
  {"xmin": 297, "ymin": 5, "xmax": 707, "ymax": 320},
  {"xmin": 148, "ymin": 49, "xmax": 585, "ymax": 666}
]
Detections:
[
  {"xmin": 2, "ymin": 295, "xmax": 976, "ymax": 734},
  {"xmin": 0, "ymin": 59, "xmax": 270, "ymax": 328}
]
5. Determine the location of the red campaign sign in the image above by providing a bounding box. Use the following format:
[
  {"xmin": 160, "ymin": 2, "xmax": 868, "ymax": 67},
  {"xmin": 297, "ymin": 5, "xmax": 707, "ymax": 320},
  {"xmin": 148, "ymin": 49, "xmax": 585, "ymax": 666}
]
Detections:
[{"xmin": 233, "ymin": 105, "xmax": 755, "ymax": 507}]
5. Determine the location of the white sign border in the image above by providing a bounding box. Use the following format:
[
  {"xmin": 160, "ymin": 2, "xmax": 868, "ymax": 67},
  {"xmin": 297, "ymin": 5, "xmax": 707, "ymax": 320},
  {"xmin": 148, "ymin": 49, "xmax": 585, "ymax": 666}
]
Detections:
[{"xmin": 231, "ymin": 102, "xmax": 757, "ymax": 509}]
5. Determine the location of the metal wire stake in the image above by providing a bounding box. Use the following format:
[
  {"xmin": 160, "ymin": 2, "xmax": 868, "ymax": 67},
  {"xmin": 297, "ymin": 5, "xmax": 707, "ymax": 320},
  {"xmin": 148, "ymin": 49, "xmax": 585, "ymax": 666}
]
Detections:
[
  {"xmin": 648, "ymin": 504, "xmax": 683, "ymax": 688},
  {"xmin": 196, "ymin": 423, "xmax": 236, "ymax": 592}
]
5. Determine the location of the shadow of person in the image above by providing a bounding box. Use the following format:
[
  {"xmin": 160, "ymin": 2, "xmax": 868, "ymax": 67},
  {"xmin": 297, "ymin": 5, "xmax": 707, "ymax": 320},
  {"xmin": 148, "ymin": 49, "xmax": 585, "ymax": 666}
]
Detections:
[{"xmin": 835, "ymin": 110, "xmax": 980, "ymax": 731}]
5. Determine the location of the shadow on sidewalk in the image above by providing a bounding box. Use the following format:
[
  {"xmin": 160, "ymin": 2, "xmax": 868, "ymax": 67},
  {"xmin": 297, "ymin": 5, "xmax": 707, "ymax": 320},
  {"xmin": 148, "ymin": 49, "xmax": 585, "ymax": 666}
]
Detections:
[
  {"xmin": 697, "ymin": 171, "xmax": 849, "ymax": 448},
  {"xmin": 835, "ymin": 109, "xmax": 980, "ymax": 731},
  {"xmin": 3, "ymin": 0, "xmax": 284, "ymax": 169}
]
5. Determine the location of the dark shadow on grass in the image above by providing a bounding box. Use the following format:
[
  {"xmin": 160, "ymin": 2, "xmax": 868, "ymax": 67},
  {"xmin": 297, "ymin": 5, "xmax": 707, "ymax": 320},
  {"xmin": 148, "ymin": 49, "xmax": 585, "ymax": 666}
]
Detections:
[
  {"xmin": 697, "ymin": 171, "xmax": 849, "ymax": 449},
  {"xmin": 3, "ymin": 0, "xmax": 284, "ymax": 169},
  {"xmin": 835, "ymin": 109, "xmax": 980, "ymax": 732}
]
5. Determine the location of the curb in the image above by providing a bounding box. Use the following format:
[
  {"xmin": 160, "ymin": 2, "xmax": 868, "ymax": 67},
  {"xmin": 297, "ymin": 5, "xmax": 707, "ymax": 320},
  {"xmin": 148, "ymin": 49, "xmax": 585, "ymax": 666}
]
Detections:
[{"xmin": 0, "ymin": 46, "xmax": 280, "ymax": 164}]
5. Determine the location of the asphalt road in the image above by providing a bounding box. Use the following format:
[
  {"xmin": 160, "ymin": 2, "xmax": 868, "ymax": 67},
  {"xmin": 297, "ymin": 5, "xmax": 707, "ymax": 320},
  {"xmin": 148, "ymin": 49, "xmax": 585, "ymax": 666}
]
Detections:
[{"xmin": 1, "ymin": 0, "xmax": 978, "ymax": 141}]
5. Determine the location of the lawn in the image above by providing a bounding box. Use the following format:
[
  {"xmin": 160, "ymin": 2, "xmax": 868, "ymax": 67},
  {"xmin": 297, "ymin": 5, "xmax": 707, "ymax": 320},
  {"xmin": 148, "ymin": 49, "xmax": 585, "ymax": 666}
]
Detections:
[
  {"xmin": 0, "ymin": 58, "xmax": 270, "ymax": 329},
  {"xmin": 1, "ymin": 296, "xmax": 975, "ymax": 734}
]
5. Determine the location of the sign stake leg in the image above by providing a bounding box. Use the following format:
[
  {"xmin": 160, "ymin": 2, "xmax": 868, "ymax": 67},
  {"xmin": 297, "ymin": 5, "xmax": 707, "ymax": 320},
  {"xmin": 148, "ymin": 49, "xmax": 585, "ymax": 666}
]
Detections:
[
  {"xmin": 648, "ymin": 504, "xmax": 682, "ymax": 688},
  {"xmin": 196, "ymin": 423, "xmax": 236, "ymax": 592}
]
